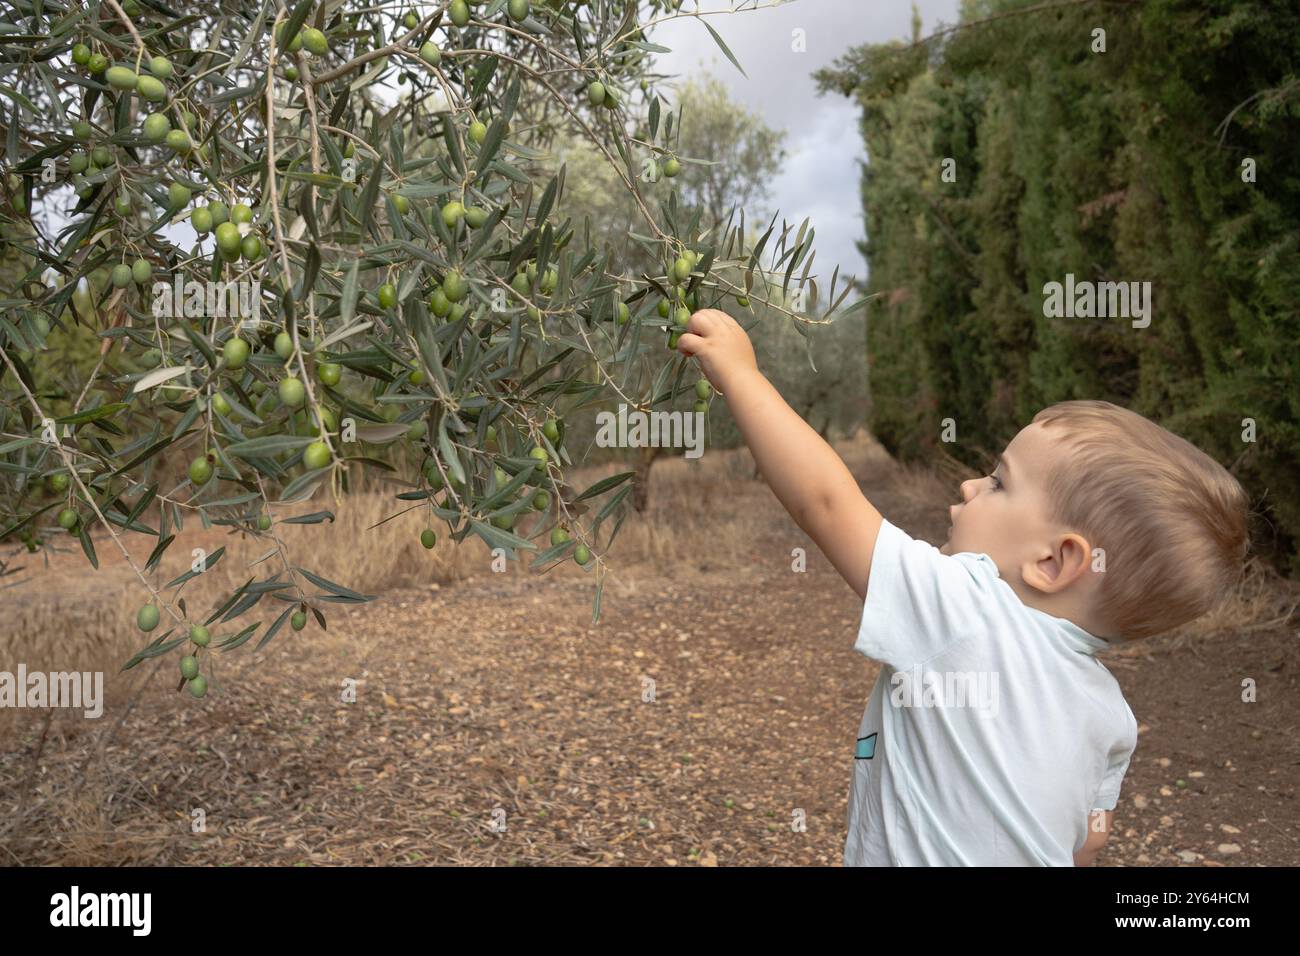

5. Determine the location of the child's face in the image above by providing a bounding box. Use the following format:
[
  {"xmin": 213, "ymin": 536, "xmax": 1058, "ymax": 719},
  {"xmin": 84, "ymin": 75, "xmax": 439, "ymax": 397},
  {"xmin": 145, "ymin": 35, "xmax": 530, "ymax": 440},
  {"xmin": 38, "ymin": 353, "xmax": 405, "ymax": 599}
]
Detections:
[{"xmin": 939, "ymin": 422, "xmax": 1064, "ymax": 576}]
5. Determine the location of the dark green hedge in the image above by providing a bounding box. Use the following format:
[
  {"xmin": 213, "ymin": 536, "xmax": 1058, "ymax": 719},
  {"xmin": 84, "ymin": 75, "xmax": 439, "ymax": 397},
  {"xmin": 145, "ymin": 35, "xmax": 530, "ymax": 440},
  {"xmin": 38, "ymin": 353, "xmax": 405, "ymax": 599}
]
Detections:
[{"xmin": 816, "ymin": 0, "xmax": 1300, "ymax": 571}]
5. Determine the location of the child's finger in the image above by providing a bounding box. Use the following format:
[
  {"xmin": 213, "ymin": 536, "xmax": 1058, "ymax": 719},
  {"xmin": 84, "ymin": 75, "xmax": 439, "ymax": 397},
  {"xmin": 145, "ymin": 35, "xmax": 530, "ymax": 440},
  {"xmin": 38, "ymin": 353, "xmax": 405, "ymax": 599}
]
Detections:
[
  {"xmin": 685, "ymin": 309, "xmax": 721, "ymax": 335},
  {"xmin": 675, "ymin": 332, "xmax": 705, "ymax": 357}
]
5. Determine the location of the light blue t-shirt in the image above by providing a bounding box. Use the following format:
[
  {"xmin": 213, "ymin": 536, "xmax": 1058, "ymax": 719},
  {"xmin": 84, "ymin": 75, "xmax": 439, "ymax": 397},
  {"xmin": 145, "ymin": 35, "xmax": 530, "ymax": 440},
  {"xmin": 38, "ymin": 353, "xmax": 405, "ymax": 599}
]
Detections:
[{"xmin": 845, "ymin": 519, "xmax": 1138, "ymax": 866}]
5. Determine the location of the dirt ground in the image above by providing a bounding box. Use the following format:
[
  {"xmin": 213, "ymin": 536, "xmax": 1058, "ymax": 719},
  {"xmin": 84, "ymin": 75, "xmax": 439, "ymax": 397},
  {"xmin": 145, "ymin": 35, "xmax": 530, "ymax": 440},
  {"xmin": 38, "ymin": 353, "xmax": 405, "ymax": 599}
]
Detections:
[{"xmin": 1, "ymin": 435, "xmax": 1296, "ymax": 866}]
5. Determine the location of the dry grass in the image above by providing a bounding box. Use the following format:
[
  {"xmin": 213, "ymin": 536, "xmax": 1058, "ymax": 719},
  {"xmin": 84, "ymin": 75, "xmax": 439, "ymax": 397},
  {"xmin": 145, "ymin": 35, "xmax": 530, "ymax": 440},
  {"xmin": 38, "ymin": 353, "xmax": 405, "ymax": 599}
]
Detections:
[
  {"xmin": 2, "ymin": 588, "xmax": 146, "ymax": 690},
  {"xmin": 0, "ymin": 438, "xmax": 803, "ymax": 729}
]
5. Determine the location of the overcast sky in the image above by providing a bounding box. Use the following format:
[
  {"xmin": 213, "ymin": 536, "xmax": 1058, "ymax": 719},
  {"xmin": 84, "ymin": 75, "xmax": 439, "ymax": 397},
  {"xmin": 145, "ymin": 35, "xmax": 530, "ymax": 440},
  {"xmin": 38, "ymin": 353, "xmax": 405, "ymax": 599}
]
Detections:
[{"xmin": 649, "ymin": 0, "xmax": 963, "ymax": 290}]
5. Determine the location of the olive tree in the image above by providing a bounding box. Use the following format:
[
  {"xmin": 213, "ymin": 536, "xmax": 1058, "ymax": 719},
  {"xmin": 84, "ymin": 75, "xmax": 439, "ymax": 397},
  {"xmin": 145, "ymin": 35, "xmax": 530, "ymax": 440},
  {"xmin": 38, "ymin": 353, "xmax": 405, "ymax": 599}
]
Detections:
[{"xmin": 0, "ymin": 0, "xmax": 865, "ymax": 698}]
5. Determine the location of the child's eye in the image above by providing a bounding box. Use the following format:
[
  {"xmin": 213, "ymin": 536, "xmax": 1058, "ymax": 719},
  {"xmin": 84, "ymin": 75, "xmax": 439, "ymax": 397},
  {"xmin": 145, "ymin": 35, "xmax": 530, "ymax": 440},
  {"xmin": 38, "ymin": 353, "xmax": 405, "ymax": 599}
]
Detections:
[{"xmin": 988, "ymin": 473, "xmax": 1003, "ymax": 491}]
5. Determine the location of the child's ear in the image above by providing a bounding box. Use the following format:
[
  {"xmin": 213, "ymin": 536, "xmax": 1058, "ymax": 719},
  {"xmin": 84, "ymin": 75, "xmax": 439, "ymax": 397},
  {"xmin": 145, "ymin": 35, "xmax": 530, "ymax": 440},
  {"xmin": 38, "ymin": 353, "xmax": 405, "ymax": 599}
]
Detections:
[{"xmin": 1022, "ymin": 532, "xmax": 1092, "ymax": 593}]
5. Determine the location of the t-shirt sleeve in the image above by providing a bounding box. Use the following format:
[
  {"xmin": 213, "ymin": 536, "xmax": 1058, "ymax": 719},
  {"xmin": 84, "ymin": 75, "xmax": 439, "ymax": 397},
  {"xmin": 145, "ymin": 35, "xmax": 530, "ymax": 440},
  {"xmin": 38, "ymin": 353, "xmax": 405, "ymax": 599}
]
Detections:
[
  {"xmin": 854, "ymin": 518, "xmax": 1000, "ymax": 671},
  {"xmin": 1092, "ymin": 716, "xmax": 1139, "ymax": 811}
]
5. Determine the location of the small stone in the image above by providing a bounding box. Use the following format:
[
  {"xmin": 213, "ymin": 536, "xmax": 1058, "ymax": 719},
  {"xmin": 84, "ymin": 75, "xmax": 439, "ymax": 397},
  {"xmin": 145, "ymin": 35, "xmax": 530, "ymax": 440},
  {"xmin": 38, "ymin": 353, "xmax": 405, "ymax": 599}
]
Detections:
[{"xmin": 1217, "ymin": 843, "xmax": 1242, "ymax": 855}]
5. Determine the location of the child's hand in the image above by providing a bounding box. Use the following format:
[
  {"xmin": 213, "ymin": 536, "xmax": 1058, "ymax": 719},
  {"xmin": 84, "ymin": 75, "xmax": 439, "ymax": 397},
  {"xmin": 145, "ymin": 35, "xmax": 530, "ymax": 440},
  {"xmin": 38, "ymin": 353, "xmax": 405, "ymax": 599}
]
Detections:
[{"xmin": 675, "ymin": 308, "xmax": 758, "ymax": 393}]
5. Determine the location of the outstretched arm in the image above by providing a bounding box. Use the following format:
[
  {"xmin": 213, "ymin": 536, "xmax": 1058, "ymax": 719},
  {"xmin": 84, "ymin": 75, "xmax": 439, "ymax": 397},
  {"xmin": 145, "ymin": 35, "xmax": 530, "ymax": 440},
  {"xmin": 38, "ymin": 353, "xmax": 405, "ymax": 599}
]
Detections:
[{"xmin": 678, "ymin": 309, "xmax": 883, "ymax": 600}]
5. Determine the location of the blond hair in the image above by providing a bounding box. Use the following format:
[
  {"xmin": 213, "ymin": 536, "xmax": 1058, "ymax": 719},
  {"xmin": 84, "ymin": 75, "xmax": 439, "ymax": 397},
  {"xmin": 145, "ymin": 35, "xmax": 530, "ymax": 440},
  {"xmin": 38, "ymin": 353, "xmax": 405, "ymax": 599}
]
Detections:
[{"xmin": 1030, "ymin": 400, "xmax": 1249, "ymax": 640}]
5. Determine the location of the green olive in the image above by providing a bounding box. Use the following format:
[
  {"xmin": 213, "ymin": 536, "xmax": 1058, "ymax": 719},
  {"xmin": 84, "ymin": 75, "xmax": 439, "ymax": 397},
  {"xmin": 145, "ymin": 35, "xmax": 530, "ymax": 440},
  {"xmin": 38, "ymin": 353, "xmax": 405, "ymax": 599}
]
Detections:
[
  {"xmin": 441, "ymin": 271, "xmax": 467, "ymax": 302},
  {"xmin": 191, "ymin": 206, "xmax": 213, "ymax": 233},
  {"xmin": 143, "ymin": 112, "xmax": 170, "ymax": 142},
  {"xmin": 105, "ymin": 66, "xmax": 139, "ymax": 91},
  {"xmin": 274, "ymin": 331, "xmax": 293, "ymax": 360},
  {"xmin": 223, "ymin": 337, "xmax": 250, "ymax": 369},
  {"xmin": 278, "ymin": 377, "xmax": 306, "ymax": 409},
  {"xmin": 215, "ymin": 222, "xmax": 242, "ymax": 258},
  {"xmin": 303, "ymin": 441, "xmax": 330, "ymax": 470},
  {"xmin": 441, "ymin": 201, "xmax": 465, "ymax": 229},
  {"xmin": 302, "ymin": 28, "xmax": 328, "ymax": 56},
  {"xmin": 136, "ymin": 75, "xmax": 167, "ymax": 102}
]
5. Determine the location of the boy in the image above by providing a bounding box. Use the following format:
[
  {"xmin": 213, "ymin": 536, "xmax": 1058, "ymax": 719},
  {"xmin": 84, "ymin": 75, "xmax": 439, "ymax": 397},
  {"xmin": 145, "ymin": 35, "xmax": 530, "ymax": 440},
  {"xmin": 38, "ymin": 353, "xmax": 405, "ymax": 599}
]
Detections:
[{"xmin": 676, "ymin": 308, "xmax": 1250, "ymax": 866}]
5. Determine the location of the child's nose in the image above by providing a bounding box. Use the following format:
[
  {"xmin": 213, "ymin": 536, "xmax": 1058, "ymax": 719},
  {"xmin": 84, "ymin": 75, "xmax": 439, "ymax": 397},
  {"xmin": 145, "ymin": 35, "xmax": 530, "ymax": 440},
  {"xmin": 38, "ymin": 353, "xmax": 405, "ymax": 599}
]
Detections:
[{"xmin": 959, "ymin": 478, "xmax": 979, "ymax": 502}]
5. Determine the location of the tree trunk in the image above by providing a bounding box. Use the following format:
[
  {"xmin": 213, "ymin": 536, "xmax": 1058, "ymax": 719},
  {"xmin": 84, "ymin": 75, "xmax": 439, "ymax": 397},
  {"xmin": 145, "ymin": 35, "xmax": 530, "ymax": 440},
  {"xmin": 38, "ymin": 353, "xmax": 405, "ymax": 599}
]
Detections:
[{"xmin": 631, "ymin": 445, "xmax": 663, "ymax": 512}]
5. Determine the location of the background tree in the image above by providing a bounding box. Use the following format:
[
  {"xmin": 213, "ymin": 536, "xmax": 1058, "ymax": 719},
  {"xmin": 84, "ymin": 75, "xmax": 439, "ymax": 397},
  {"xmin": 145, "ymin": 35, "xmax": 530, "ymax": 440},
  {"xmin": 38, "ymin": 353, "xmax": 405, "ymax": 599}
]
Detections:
[{"xmin": 664, "ymin": 71, "xmax": 785, "ymax": 227}]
